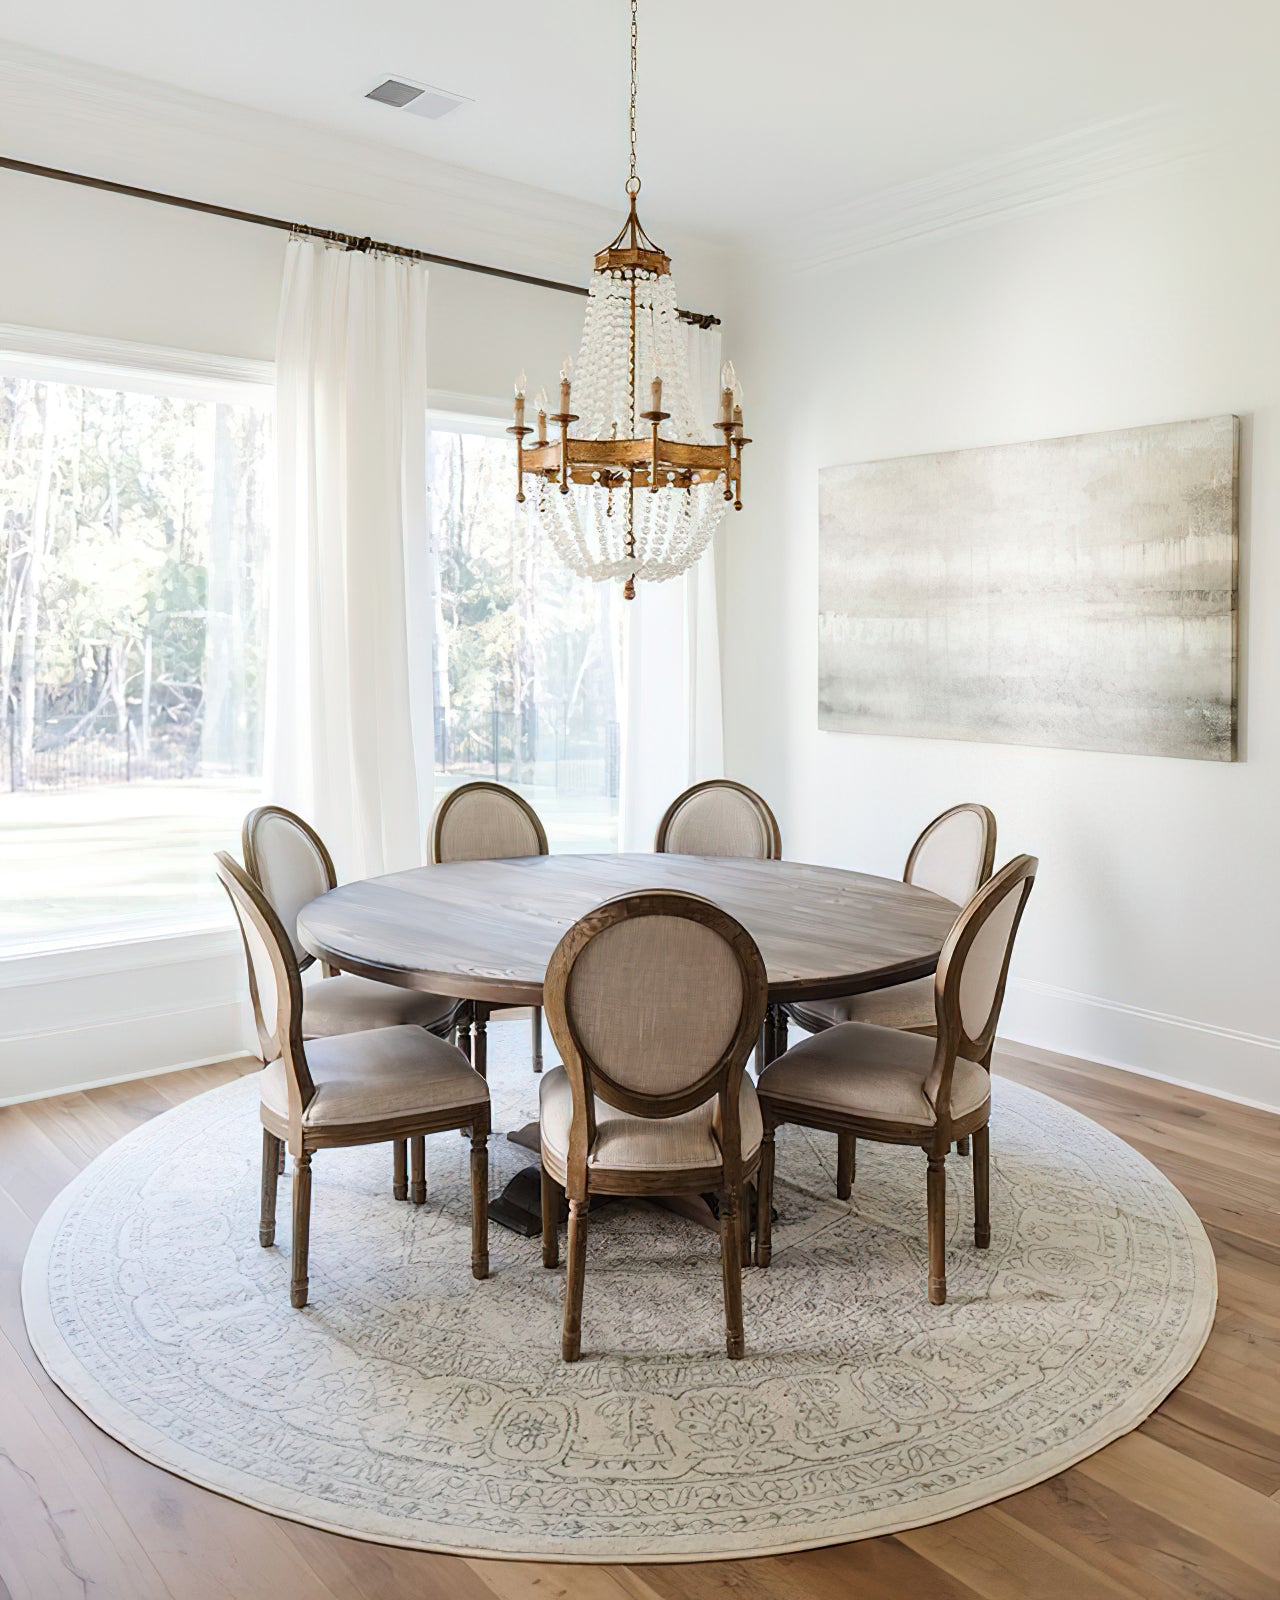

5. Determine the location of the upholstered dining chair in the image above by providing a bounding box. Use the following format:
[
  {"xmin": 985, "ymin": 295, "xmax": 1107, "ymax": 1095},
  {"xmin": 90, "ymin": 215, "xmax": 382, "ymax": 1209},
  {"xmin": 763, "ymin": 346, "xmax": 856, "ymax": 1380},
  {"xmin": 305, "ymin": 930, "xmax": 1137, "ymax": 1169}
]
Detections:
[
  {"xmin": 654, "ymin": 778, "xmax": 782, "ymax": 861},
  {"xmin": 785, "ymin": 802, "xmax": 996, "ymax": 1176},
  {"xmin": 244, "ymin": 805, "xmax": 465, "ymax": 1199},
  {"xmin": 215, "ymin": 851, "xmax": 491, "ymax": 1308},
  {"xmin": 429, "ymin": 781, "xmax": 549, "ymax": 1078},
  {"xmin": 539, "ymin": 890, "xmax": 769, "ymax": 1361},
  {"xmin": 787, "ymin": 803, "xmax": 996, "ymax": 1039},
  {"xmin": 756, "ymin": 853, "xmax": 1037, "ymax": 1305},
  {"xmin": 655, "ymin": 780, "xmax": 781, "ymax": 1072},
  {"xmin": 243, "ymin": 805, "xmax": 463, "ymax": 1046}
]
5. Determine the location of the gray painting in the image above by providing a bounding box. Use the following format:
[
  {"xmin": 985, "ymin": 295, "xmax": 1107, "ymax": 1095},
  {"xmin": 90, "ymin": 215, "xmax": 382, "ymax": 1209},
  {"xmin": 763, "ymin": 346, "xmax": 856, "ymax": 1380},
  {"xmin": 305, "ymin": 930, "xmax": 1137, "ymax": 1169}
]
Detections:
[{"xmin": 818, "ymin": 416, "xmax": 1239, "ymax": 761}]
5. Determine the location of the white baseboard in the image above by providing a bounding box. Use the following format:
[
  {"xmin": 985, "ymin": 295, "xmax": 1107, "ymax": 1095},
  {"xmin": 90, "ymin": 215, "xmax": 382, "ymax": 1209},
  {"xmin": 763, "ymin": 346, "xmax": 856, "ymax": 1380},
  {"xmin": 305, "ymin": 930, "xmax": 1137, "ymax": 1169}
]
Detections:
[
  {"xmin": 0, "ymin": 1049, "xmax": 257, "ymax": 1107},
  {"xmin": 0, "ymin": 927, "xmax": 254, "ymax": 1104},
  {"xmin": 999, "ymin": 977, "xmax": 1280, "ymax": 1113}
]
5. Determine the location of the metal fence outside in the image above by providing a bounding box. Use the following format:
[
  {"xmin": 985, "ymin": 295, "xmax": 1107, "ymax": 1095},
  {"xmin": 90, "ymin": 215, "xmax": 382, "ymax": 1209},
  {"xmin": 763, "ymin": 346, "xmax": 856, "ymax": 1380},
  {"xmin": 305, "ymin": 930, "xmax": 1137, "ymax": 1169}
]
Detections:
[
  {"xmin": 3, "ymin": 703, "xmax": 204, "ymax": 792},
  {"xmin": 435, "ymin": 700, "xmax": 620, "ymax": 799}
]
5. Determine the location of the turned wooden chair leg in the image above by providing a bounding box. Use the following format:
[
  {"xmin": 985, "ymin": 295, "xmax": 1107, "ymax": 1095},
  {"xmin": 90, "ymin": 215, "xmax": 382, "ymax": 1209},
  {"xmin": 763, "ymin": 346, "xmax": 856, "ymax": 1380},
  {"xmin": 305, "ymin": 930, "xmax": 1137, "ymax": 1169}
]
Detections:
[
  {"xmin": 392, "ymin": 1139, "xmax": 408, "ymax": 1201},
  {"xmin": 562, "ymin": 1198, "xmax": 589, "ymax": 1362},
  {"xmin": 927, "ymin": 1151, "xmax": 947, "ymax": 1305},
  {"xmin": 837, "ymin": 1132, "xmax": 856, "ymax": 1199},
  {"xmin": 409, "ymin": 1134, "xmax": 426, "ymax": 1204},
  {"xmin": 719, "ymin": 1184, "xmax": 745, "ymax": 1359},
  {"xmin": 473, "ymin": 1007, "xmax": 488, "ymax": 1080},
  {"xmin": 531, "ymin": 1006, "xmax": 544, "ymax": 1073},
  {"xmin": 259, "ymin": 1129, "xmax": 280, "ymax": 1247},
  {"xmin": 756, "ymin": 1123, "xmax": 775, "ymax": 1267},
  {"xmin": 739, "ymin": 1181, "xmax": 752, "ymax": 1266},
  {"xmin": 955, "ymin": 1136, "xmax": 970, "ymax": 1155},
  {"xmin": 456, "ymin": 1006, "xmax": 472, "ymax": 1063},
  {"xmin": 277, "ymin": 1140, "xmax": 286, "ymax": 1176},
  {"xmin": 470, "ymin": 1124, "xmax": 489, "ymax": 1280},
  {"xmin": 290, "ymin": 1150, "xmax": 312, "ymax": 1309},
  {"xmin": 973, "ymin": 1122, "xmax": 990, "ymax": 1249},
  {"xmin": 541, "ymin": 1164, "xmax": 560, "ymax": 1268}
]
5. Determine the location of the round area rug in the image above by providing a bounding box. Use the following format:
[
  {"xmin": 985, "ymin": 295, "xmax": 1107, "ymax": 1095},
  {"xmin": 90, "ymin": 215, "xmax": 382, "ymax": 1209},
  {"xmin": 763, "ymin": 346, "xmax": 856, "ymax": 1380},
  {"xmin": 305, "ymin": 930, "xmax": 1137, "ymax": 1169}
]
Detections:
[{"xmin": 24, "ymin": 1028, "xmax": 1215, "ymax": 1563}]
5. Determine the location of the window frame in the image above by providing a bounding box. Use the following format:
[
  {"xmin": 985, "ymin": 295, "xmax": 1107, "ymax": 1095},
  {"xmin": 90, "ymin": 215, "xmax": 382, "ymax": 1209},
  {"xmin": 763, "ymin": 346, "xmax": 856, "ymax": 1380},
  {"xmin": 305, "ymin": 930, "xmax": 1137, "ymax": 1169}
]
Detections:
[{"xmin": 0, "ymin": 325, "xmax": 275, "ymax": 967}]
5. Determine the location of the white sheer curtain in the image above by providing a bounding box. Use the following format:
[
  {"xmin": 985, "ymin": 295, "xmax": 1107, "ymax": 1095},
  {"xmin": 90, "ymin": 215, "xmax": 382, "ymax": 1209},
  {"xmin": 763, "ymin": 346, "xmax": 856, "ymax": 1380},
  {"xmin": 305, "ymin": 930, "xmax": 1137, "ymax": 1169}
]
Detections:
[
  {"xmin": 266, "ymin": 239, "xmax": 428, "ymax": 879},
  {"xmin": 617, "ymin": 323, "xmax": 726, "ymax": 851}
]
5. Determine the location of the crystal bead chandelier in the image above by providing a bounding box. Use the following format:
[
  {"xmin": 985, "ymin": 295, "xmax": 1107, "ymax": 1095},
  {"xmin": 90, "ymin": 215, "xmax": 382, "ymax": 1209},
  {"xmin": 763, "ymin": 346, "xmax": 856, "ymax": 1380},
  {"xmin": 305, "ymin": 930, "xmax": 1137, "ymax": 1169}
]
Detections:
[{"xmin": 509, "ymin": 0, "xmax": 747, "ymax": 598}]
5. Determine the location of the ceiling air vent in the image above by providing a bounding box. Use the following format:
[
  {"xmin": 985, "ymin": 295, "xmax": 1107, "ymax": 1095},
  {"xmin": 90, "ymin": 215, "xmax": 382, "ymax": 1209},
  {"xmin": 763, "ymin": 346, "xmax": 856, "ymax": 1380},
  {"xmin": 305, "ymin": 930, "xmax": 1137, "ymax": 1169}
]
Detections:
[{"xmin": 365, "ymin": 77, "xmax": 470, "ymax": 120}]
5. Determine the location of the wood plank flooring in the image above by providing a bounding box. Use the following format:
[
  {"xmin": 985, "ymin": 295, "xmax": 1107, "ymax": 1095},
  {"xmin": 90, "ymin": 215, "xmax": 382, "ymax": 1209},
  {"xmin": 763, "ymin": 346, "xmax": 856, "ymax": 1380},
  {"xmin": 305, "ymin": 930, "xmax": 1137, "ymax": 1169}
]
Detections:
[{"xmin": 1, "ymin": 1041, "xmax": 1276, "ymax": 1599}]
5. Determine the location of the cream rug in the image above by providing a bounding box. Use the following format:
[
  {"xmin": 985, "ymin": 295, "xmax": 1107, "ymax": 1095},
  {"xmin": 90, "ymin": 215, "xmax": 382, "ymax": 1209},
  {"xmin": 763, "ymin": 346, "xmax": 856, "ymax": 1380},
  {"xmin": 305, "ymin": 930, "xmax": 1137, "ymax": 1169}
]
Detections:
[{"xmin": 23, "ymin": 1028, "xmax": 1215, "ymax": 1563}]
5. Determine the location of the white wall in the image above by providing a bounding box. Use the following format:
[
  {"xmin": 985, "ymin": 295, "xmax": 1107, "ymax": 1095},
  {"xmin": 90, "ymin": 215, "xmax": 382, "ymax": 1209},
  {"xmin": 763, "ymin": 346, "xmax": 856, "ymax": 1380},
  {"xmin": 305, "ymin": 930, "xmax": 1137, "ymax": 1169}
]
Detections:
[
  {"xmin": 0, "ymin": 46, "xmax": 729, "ymax": 1102},
  {"xmin": 721, "ymin": 149, "xmax": 1280, "ymax": 1109}
]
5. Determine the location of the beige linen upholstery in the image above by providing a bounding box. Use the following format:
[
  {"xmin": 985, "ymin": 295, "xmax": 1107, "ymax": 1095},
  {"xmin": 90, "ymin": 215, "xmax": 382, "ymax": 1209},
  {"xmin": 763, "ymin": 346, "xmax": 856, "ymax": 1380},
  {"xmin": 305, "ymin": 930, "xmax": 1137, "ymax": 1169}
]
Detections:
[
  {"xmin": 260, "ymin": 1026, "xmax": 488, "ymax": 1130},
  {"xmin": 788, "ymin": 976, "xmax": 934, "ymax": 1034},
  {"xmin": 787, "ymin": 803, "xmax": 996, "ymax": 1043},
  {"xmin": 541, "ymin": 889, "xmax": 768, "ymax": 1361},
  {"xmin": 434, "ymin": 786, "xmax": 545, "ymax": 862},
  {"xmin": 567, "ymin": 916, "xmax": 745, "ymax": 1095},
  {"xmin": 302, "ymin": 974, "xmax": 457, "ymax": 1039},
  {"xmin": 907, "ymin": 806, "xmax": 993, "ymax": 907},
  {"xmin": 244, "ymin": 807, "xmax": 332, "ymax": 966},
  {"xmin": 540, "ymin": 1067, "xmax": 763, "ymax": 1174},
  {"xmin": 429, "ymin": 782, "xmax": 548, "ymax": 1078},
  {"xmin": 215, "ymin": 850, "xmax": 491, "ymax": 1308},
  {"xmin": 655, "ymin": 780, "xmax": 781, "ymax": 860},
  {"xmin": 757, "ymin": 853, "xmax": 1037, "ymax": 1307},
  {"xmin": 243, "ymin": 804, "xmax": 458, "ymax": 1057},
  {"xmin": 757, "ymin": 1024, "xmax": 990, "ymax": 1127}
]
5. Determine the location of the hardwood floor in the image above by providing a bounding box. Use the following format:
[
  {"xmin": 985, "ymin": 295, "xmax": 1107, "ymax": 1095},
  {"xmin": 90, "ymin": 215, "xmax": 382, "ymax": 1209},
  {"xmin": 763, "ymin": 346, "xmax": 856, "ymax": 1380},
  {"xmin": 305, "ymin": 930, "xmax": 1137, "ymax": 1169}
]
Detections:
[{"xmin": 1, "ymin": 1043, "xmax": 1276, "ymax": 1599}]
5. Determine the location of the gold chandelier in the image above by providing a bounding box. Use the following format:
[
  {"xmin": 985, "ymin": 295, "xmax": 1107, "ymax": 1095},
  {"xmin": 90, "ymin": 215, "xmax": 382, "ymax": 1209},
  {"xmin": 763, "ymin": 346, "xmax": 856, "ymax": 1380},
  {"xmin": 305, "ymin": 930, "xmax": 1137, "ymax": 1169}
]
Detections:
[{"xmin": 509, "ymin": 0, "xmax": 747, "ymax": 598}]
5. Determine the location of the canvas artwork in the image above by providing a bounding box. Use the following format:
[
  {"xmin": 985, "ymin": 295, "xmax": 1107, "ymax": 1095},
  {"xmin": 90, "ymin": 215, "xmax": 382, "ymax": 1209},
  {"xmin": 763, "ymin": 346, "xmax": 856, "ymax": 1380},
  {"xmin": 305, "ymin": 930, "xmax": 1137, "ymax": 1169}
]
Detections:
[{"xmin": 818, "ymin": 415, "xmax": 1239, "ymax": 761}]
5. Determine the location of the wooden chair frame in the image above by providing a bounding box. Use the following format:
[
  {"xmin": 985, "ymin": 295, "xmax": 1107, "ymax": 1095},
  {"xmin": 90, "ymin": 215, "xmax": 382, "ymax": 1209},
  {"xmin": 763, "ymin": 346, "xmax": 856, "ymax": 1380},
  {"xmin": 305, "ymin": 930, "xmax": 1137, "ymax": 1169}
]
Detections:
[
  {"xmin": 215, "ymin": 851, "xmax": 491, "ymax": 1308},
  {"xmin": 785, "ymin": 801, "xmax": 997, "ymax": 1164},
  {"xmin": 758, "ymin": 854, "xmax": 1037, "ymax": 1305},
  {"xmin": 429, "ymin": 781, "xmax": 550, "ymax": 1078},
  {"xmin": 244, "ymin": 804, "xmax": 464, "ymax": 1194},
  {"xmin": 653, "ymin": 778, "xmax": 783, "ymax": 860},
  {"xmin": 541, "ymin": 890, "xmax": 769, "ymax": 1361}
]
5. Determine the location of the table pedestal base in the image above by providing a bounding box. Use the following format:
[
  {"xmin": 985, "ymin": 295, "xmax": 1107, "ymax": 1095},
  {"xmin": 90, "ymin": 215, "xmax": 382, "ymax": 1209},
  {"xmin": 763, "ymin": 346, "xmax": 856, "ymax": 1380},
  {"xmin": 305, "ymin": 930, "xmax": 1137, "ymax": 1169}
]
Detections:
[{"xmin": 488, "ymin": 1123, "xmax": 767, "ymax": 1245}]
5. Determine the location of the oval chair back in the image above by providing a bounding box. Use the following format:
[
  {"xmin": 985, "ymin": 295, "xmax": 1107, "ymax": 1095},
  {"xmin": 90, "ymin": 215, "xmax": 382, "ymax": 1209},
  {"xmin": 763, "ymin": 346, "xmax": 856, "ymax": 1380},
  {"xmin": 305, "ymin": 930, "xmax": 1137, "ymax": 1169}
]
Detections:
[
  {"xmin": 905, "ymin": 802, "xmax": 997, "ymax": 907},
  {"xmin": 214, "ymin": 850, "xmax": 312, "ymax": 1123},
  {"xmin": 242, "ymin": 805, "xmax": 337, "ymax": 971},
  {"xmin": 430, "ymin": 781, "xmax": 549, "ymax": 863},
  {"xmin": 654, "ymin": 779, "xmax": 782, "ymax": 860},
  {"xmin": 544, "ymin": 890, "xmax": 768, "ymax": 1182},
  {"xmin": 926, "ymin": 854, "xmax": 1037, "ymax": 1122}
]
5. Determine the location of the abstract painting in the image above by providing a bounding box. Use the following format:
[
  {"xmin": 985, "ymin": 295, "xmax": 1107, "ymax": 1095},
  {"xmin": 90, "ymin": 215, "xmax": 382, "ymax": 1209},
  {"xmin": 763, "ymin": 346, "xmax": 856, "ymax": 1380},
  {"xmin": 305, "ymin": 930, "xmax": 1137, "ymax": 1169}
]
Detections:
[{"xmin": 818, "ymin": 415, "xmax": 1239, "ymax": 760}]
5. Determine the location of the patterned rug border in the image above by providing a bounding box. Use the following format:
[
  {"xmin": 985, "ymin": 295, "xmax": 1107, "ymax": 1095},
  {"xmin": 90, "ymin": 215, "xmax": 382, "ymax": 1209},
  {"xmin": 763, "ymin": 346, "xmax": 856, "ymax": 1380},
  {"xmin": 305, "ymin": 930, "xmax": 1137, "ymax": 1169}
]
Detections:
[{"xmin": 21, "ymin": 1069, "xmax": 1217, "ymax": 1564}]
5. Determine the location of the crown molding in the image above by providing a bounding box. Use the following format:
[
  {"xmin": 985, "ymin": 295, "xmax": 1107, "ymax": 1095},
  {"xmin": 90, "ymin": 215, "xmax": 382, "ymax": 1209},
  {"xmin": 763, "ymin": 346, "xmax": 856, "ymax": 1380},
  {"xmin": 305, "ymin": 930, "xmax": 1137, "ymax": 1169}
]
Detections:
[
  {"xmin": 778, "ymin": 105, "xmax": 1224, "ymax": 276},
  {"xmin": 0, "ymin": 42, "xmax": 652, "ymax": 288}
]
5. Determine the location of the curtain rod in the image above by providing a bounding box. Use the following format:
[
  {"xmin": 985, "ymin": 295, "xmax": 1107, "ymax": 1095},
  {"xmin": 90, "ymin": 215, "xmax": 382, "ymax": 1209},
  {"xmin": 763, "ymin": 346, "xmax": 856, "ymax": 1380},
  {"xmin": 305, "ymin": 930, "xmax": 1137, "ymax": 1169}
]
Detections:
[{"xmin": 0, "ymin": 154, "xmax": 722, "ymax": 330}]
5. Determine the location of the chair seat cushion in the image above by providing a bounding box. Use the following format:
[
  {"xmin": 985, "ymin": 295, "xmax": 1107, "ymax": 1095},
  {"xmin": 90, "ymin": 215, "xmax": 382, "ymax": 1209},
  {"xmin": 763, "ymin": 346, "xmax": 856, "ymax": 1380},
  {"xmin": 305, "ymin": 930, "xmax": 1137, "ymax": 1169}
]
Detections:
[
  {"xmin": 302, "ymin": 974, "xmax": 457, "ymax": 1039},
  {"xmin": 539, "ymin": 1067, "xmax": 763, "ymax": 1175},
  {"xmin": 789, "ymin": 976, "xmax": 935, "ymax": 1034},
  {"xmin": 757, "ymin": 1022, "xmax": 990, "ymax": 1128},
  {"xmin": 260, "ymin": 1026, "xmax": 487, "ymax": 1130}
]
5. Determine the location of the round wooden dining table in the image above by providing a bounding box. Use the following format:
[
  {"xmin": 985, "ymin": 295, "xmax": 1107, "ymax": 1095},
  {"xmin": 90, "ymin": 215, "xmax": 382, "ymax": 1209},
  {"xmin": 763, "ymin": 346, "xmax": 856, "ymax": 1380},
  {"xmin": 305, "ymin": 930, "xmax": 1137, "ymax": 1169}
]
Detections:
[{"xmin": 297, "ymin": 852, "xmax": 959, "ymax": 1232}]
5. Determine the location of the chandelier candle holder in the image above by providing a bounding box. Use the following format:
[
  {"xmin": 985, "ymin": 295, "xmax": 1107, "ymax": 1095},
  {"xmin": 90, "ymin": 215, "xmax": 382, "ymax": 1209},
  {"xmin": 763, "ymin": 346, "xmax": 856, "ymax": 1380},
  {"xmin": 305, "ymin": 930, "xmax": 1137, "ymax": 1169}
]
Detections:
[{"xmin": 508, "ymin": 0, "xmax": 748, "ymax": 597}]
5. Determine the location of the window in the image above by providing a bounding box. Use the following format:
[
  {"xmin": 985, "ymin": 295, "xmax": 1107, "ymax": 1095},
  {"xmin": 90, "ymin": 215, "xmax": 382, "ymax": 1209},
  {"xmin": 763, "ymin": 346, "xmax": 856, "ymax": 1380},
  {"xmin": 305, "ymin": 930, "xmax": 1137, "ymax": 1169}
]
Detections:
[
  {"xmin": 427, "ymin": 422, "xmax": 622, "ymax": 851},
  {"xmin": 0, "ymin": 354, "xmax": 273, "ymax": 953}
]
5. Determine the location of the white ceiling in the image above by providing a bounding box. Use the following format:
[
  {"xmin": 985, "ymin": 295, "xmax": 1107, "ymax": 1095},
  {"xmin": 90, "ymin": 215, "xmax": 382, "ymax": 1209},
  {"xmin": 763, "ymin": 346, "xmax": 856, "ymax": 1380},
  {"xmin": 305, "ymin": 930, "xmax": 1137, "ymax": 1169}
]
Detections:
[{"xmin": 0, "ymin": 0, "xmax": 1274, "ymax": 242}]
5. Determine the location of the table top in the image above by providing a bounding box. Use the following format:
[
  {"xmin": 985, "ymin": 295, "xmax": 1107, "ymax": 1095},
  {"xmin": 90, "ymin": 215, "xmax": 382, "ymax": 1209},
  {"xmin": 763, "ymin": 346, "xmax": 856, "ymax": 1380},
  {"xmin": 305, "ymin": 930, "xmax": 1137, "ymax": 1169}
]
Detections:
[{"xmin": 297, "ymin": 853, "xmax": 958, "ymax": 1008}]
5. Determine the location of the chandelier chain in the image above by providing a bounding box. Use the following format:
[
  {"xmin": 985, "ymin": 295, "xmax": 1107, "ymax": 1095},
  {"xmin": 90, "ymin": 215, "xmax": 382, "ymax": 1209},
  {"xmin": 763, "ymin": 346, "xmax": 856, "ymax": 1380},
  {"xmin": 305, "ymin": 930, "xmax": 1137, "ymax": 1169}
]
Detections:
[{"xmin": 629, "ymin": 0, "xmax": 638, "ymax": 189}]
